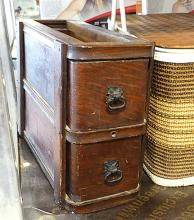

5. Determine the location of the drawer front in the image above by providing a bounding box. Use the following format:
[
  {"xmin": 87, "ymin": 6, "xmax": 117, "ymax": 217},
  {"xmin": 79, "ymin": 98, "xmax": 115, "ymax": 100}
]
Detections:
[
  {"xmin": 67, "ymin": 137, "xmax": 142, "ymax": 202},
  {"xmin": 67, "ymin": 59, "xmax": 150, "ymax": 131}
]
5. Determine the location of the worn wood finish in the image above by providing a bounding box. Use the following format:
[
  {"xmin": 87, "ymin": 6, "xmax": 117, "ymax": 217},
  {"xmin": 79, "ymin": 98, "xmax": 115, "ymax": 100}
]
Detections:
[
  {"xmin": 53, "ymin": 41, "xmax": 67, "ymax": 205},
  {"xmin": 24, "ymin": 91, "xmax": 55, "ymax": 183},
  {"xmin": 17, "ymin": 19, "xmax": 153, "ymax": 213},
  {"xmin": 65, "ymin": 190, "xmax": 139, "ymax": 214},
  {"xmin": 27, "ymin": 19, "xmax": 153, "ymax": 60},
  {"xmin": 67, "ymin": 137, "xmax": 141, "ymax": 201},
  {"xmin": 123, "ymin": 13, "xmax": 194, "ymax": 48},
  {"xmin": 67, "ymin": 59, "xmax": 149, "ymax": 131},
  {"xmin": 66, "ymin": 123, "xmax": 145, "ymax": 145},
  {"xmin": 16, "ymin": 21, "xmax": 25, "ymax": 136}
]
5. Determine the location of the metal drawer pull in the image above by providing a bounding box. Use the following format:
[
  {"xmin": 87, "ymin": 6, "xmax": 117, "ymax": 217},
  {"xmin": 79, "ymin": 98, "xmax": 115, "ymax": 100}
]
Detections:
[
  {"xmin": 106, "ymin": 87, "xmax": 126, "ymax": 111},
  {"xmin": 104, "ymin": 160, "xmax": 123, "ymax": 185}
]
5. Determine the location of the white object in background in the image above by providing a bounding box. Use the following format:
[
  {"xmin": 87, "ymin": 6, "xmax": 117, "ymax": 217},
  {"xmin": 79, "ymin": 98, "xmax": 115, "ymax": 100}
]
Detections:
[
  {"xmin": 120, "ymin": 0, "xmax": 127, "ymax": 32},
  {"xmin": 108, "ymin": 0, "xmax": 128, "ymax": 33},
  {"xmin": 4, "ymin": 0, "xmax": 15, "ymax": 48},
  {"xmin": 154, "ymin": 47, "xmax": 194, "ymax": 63},
  {"xmin": 0, "ymin": 1, "xmax": 23, "ymax": 219},
  {"xmin": 109, "ymin": 0, "xmax": 117, "ymax": 31},
  {"xmin": 39, "ymin": 0, "xmax": 70, "ymax": 19},
  {"xmin": 141, "ymin": 0, "xmax": 148, "ymax": 14}
]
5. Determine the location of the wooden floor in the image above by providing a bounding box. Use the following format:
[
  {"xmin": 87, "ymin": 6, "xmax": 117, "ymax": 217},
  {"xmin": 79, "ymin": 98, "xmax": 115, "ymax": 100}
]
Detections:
[{"xmin": 20, "ymin": 137, "xmax": 194, "ymax": 220}]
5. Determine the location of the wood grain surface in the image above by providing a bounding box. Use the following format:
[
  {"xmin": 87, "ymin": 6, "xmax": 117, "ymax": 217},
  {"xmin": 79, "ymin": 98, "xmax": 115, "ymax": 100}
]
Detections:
[
  {"xmin": 17, "ymin": 20, "xmax": 153, "ymax": 213},
  {"xmin": 67, "ymin": 59, "xmax": 149, "ymax": 131},
  {"xmin": 124, "ymin": 13, "xmax": 194, "ymax": 48}
]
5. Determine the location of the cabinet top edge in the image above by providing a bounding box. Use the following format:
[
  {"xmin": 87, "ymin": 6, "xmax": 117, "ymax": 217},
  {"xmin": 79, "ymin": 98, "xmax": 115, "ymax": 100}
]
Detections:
[
  {"xmin": 18, "ymin": 19, "xmax": 154, "ymax": 60},
  {"xmin": 19, "ymin": 19, "xmax": 153, "ymax": 46}
]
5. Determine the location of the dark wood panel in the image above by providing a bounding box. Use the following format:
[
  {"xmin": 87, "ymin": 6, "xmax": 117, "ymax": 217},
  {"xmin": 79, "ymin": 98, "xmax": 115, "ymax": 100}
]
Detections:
[
  {"xmin": 66, "ymin": 123, "xmax": 145, "ymax": 144},
  {"xmin": 24, "ymin": 33, "xmax": 54, "ymax": 107},
  {"xmin": 17, "ymin": 19, "xmax": 153, "ymax": 213},
  {"xmin": 23, "ymin": 20, "xmax": 153, "ymax": 60},
  {"xmin": 65, "ymin": 192, "xmax": 138, "ymax": 214},
  {"xmin": 16, "ymin": 21, "xmax": 25, "ymax": 136},
  {"xmin": 52, "ymin": 41, "xmax": 67, "ymax": 205},
  {"xmin": 67, "ymin": 59, "xmax": 149, "ymax": 131},
  {"xmin": 25, "ymin": 92, "xmax": 55, "ymax": 182},
  {"xmin": 66, "ymin": 45, "xmax": 153, "ymax": 60},
  {"xmin": 67, "ymin": 137, "xmax": 141, "ymax": 201}
]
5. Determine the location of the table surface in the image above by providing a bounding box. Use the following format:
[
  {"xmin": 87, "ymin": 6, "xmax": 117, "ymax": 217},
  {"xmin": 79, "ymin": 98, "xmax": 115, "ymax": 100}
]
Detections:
[{"xmin": 124, "ymin": 13, "xmax": 194, "ymax": 49}]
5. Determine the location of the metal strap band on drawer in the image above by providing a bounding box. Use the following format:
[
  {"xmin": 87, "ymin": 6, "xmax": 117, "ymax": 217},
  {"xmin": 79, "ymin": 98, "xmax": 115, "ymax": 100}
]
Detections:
[
  {"xmin": 65, "ymin": 122, "xmax": 146, "ymax": 144},
  {"xmin": 65, "ymin": 184, "xmax": 140, "ymax": 206}
]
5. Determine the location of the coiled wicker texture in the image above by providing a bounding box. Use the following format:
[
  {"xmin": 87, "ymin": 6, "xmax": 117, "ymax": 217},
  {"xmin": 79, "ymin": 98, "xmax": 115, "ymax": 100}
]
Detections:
[
  {"xmin": 144, "ymin": 60, "xmax": 194, "ymax": 182},
  {"xmin": 118, "ymin": 13, "xmax": 194, "ymax": 185}
]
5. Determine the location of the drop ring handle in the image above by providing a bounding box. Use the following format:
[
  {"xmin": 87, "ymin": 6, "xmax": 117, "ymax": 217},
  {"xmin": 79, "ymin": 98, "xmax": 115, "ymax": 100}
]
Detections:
[
  {"xmin": 104, "ymin": 160, "xmax": 123, "ymax": 185},
  {"xmin": 106, "ymin": 87, "xmax": 126, "ymax": 111}
]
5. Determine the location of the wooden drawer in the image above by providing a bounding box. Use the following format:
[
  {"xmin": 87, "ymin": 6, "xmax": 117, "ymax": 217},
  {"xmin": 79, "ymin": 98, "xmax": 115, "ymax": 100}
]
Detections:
[
  {"xmin": 67, "ymin": 137, "xmax": 141, "ymax": 202},
  {"xmin": 17, "ymin": 19, "xmax": 153, "ymax": 213},
  {"xmin": 68, "ymin": 59, "xmax": 149, "ymax": 131}
]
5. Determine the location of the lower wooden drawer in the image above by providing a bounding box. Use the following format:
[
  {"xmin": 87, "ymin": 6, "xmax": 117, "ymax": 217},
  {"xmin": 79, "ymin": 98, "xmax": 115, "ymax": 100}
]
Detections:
[{"xmin": 66, "ymin": 136, "xmax": 142, "ymax": 203}]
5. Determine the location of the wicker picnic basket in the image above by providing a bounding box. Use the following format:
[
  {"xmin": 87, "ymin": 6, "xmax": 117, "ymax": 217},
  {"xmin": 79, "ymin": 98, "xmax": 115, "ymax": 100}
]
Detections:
[{"xmin": 125, "ymin": 13, "xmax": 194, "ymax": 186}]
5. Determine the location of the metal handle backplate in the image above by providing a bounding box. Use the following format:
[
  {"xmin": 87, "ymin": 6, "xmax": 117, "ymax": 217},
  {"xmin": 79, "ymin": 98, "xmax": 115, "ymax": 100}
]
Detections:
[
  {"xmin": 104, "ymin": 160, "xmax": 123, "ymax": 185},
  {"xmin": 106, "ymin": 87, "xmax": 126, "ymax": 111}
]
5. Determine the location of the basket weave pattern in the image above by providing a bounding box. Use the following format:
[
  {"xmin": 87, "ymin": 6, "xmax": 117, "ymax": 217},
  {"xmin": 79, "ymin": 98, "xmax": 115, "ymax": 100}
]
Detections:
[{"xmin": 145, "ymin": 61, "xmax": 194, "ymax": 180}]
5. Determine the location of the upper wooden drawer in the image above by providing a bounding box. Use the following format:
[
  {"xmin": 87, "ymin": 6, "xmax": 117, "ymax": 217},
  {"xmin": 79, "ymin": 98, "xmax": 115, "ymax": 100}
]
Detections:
[{"xmin": 67, "ymin": 59, "xmax": 150, "ymax": 132}]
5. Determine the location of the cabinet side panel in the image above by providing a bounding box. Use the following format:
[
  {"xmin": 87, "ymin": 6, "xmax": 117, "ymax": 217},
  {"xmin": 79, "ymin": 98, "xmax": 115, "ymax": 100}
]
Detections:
[
  {"xmin": 24, "ymin": 92, "xmax": 55, "ymax": 182},
  {"xmin": 24, "ymin": 32, "xmax": 54, "ymax": 107},
  {"xmin": 22, "ymin": 26, "xmax": 67, "ymax": 204},
  {"xmin": 23, "ymin": 28, "xmax": 56, "ymax": 184}
]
